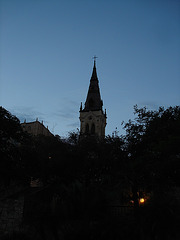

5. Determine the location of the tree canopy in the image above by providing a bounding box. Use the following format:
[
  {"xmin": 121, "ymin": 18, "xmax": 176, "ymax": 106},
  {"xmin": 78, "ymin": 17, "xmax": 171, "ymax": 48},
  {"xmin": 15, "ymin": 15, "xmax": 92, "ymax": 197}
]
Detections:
[{"xmin": 1, "ymin": 105, "xmax": 180, "ymax": 240}]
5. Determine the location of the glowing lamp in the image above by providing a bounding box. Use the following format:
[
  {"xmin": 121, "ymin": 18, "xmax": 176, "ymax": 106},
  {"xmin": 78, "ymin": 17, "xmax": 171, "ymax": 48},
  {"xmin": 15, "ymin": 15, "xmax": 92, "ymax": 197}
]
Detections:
[{"xmin": 139, "ymin": 198, "xmax": 145, "ymax": 203}]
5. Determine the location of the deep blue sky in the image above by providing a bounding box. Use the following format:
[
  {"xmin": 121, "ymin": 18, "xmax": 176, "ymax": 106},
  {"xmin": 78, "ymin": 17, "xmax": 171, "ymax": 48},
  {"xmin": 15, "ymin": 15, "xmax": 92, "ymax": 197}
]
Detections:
[{"xmin": 1, "ymin": 0, "xmax": 180, "ymax": 137}]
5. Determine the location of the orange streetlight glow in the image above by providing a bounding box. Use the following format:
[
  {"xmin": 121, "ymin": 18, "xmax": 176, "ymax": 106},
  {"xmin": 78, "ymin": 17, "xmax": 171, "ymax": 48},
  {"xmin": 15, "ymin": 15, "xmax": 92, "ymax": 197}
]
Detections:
[{"xmin": 139, "ymin": 198, "xmax": 145, "ymax": 203}]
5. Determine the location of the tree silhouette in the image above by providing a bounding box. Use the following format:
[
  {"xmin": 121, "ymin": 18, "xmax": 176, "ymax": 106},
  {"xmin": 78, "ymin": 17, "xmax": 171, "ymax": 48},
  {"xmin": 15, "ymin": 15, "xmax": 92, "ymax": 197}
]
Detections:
[{"xmin": 1, "ymin": 105, "xmax": 180, "ymax": 240}]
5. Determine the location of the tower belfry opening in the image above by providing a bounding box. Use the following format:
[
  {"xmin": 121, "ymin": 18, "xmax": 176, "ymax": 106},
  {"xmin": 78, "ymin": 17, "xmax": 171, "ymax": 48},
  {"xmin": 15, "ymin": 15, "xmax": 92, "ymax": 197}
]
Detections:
[{"xmin": 79, "ymin": 58, "xmax": 107, "ymax": 138}]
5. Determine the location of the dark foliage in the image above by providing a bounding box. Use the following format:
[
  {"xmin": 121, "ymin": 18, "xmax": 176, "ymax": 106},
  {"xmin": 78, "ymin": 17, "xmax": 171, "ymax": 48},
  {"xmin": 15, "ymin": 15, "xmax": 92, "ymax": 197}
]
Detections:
[{"xmin": 1, "ymin": 105, "xmax": 180, "ymax": 240}]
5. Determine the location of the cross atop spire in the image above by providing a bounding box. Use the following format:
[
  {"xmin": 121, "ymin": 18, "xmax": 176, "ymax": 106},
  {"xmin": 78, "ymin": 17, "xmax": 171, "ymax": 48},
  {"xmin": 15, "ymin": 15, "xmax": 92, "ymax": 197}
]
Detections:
[{"xmin": 93, "ymin": 55, "xmax": 98, "ymax": 64}]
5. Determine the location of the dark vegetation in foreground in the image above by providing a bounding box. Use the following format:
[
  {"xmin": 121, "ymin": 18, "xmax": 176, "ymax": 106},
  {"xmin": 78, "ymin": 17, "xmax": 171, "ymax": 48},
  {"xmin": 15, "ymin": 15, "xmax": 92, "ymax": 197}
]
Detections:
[{"xmin": 0, "ymin": 105, "xmax": 180, "ymax": 240}]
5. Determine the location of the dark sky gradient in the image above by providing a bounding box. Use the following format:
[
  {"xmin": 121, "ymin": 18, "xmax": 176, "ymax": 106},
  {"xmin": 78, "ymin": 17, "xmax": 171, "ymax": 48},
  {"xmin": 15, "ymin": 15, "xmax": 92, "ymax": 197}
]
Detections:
[{"xmin": 1, "ymin": 0, "xmax": 180, "ymax": 136}]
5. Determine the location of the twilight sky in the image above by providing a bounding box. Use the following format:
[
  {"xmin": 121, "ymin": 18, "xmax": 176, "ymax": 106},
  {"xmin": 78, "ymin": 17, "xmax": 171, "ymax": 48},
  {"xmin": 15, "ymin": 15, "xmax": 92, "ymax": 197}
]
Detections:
[{"xmin": 0, "ymin": 0, "xmax": 180, "ymax": 137}]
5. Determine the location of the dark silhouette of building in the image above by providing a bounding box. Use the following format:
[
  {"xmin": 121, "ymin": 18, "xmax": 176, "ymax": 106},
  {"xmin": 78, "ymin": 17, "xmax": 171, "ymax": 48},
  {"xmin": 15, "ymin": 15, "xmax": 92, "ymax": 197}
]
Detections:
[
  {"xmin": 21, "ymin": 118, "xmax": 53, "ymax": 136},
  {"xmin": 79, "ymin": 59, "xmax": 107, "ymax": 137}
]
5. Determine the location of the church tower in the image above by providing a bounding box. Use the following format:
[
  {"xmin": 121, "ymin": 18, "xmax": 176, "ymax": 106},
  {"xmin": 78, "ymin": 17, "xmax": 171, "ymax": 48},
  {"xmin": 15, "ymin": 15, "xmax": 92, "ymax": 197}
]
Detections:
[{"xmin": 79, "ymin": 59, "xmax": 107, "ymax": 138}]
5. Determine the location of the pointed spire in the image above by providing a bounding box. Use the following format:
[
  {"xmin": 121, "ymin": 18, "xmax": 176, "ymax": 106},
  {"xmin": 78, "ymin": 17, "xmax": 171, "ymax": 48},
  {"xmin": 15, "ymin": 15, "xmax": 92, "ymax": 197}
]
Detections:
[
  {"xmin": 83, "ymin": 58, "xmax": 103, "ymax": 111},
  {"xmin": 80, "ymin": 102, "xmax": 82, "ymax": 112},
  {"xmin": 91, "ymin": 56, "xmax": 98, "ymax": 81}
]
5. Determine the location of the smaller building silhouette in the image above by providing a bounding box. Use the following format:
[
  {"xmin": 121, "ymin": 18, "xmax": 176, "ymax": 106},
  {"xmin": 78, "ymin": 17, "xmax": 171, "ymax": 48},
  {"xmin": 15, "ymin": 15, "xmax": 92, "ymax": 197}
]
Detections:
[{"xmin": 21, "ymin": 118, "xmax": 53, "ymax": 136}]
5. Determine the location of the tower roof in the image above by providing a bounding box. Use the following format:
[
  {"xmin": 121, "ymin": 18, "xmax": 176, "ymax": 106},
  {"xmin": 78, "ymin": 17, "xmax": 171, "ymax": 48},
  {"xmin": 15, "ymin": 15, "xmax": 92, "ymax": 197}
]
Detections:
[
  {"xmin": 83, "ymin": 60, "xmax": 103, "ymax": 111},
  {"xmin": 91, "ymin": 60, "xmax": 98, "ymax": 80}
]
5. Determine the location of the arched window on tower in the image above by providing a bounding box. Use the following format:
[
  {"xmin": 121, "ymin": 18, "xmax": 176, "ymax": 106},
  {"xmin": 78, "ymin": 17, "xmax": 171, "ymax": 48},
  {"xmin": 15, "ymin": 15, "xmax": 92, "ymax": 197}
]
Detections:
[
  {"xmin": 91, "ymin": 123, "xmax": 95, "ymax": 134},
  {"xmin": 85, "ymin": 123, "xmax": 89, "ymax": 133}
]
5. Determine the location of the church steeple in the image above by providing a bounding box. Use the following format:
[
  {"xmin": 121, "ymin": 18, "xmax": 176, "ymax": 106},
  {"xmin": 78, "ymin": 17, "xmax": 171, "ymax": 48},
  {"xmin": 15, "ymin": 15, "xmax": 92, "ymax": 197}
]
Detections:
[
  {"xmin": 91, "ymin": 59, "xmax": 98, "ymax": 80},
  {"xmin": 82, "ymin": 59, "xmax": 103, "ymax": 112},
  {"xmin": 79, "ymin": 58, "xmax": 107, "ymax": 138}
]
